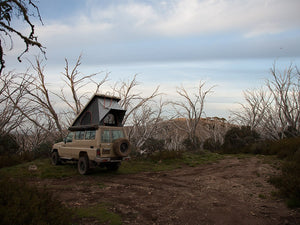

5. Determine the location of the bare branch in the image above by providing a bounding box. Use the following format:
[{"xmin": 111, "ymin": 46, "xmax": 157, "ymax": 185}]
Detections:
[
  {"xmin": 231, "ymin": 62, "xmax": 300, "ymax": 139},
  {"xmin": 112, "ymin": 74, "xmax": 161, "ymax": 125},
  {"xmin": 170, "ymin": 81, "xmax": 214, "ymax": 149},
  {"xmin": 60, "ymin": 54, "xmax": 108, "ymax": 117},
  {"xmin": 0, "ymin": 0, "xmax": 45, "ymax": 74}
]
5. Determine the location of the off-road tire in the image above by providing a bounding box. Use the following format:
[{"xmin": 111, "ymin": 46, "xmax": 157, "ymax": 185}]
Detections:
[
  {"xmin": 78, "ymin": 156, "xmax": 90, "ymax": 175},
  {"xmin": 106, "ymin": 162, "xmax": 120, "ymax": 171},
  {"xmin": 51, "ymin": 151, "xmax": 61, "ymax": 165},
  {"xmin": 113, "ymin": 138, "xmax": 131, "ymax": 157}
]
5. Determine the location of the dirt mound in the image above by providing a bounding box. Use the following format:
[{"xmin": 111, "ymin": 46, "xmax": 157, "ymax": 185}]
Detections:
[{"xmin": 34, "ymin": 156, "xmax": 300, "ymax": 225}]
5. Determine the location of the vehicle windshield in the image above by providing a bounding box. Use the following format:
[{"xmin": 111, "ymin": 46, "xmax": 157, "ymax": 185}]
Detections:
[{"xmin": 65, "ymin": 132, "xmax": 74, "ymax": 143}]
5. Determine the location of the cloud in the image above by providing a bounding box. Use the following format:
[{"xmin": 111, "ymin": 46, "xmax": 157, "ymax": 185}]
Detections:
[
  {"xmin": 75, "ymin": 0, "xmax": 300, "ymax": 38},
  {"xmin": 8, "ymin": 0, "xmax": 299, "ymax": 67},
  {"xmin": 39, "ymin": 0, "xmax": 300, "ymax": 40},
  {"xmin": 154, "ymin": 0, "xmax": 300, "ymax": 37}
]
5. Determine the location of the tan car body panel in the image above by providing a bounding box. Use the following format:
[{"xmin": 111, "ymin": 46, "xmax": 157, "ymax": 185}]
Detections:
[{"xmin": 52, "ymin": 126, "xmax": 129, "ymax": 163}]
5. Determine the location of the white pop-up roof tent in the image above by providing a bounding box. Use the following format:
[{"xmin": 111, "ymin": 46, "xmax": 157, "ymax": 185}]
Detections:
[{"xmin": 69, "ymin": 94, "xmax": 126, "ymax": 131}]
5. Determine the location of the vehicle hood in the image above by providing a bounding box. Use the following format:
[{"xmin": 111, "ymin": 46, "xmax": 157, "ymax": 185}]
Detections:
[{"xmin": 52, "ymin": 141, "xmax": 64, "ymax": 149}]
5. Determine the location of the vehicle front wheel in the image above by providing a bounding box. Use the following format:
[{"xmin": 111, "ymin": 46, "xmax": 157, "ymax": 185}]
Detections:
[
  {"xmin": 78, "ymin": 156, "xmax": 90, "ymax": 175},
  {"xmin": 51, "ymin": 151, "xmax": 61, "ymax": 165}
]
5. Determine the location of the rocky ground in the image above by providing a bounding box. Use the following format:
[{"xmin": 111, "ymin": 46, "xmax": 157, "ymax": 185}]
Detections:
[{"xmin": 32, "ymin": 156, "xmax": 300, "ymax": 225}]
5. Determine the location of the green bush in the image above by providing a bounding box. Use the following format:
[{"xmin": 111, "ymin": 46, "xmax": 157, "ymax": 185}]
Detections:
[
  {"xmin": 267, "ymin": 137, "xmax": 300, "ymax": 208},
  {"xmin": 0, "ymin": 178, "xmax": 73, "ymax": 225},
  {"xmin": 272, "ymin": 137, "xmax": 300, "ymax": 159},
  {"xmin": 0, "ymin": 151, "xmax": 36, "ymax": 169},
  {"xmin": 182, "ymin": 137, "xmax": 201, "ymax": 151},
  {"xmin": 0, "ymin": 139, "xmax": 54, "ymax": 169},
  {"xmin": 0, "ymin": 155, "xmax": 22, "ymax": 168},
  {"xmin": 141, "ymin": 138, "xmax": 165, "ymax": 154},
  {"xmin": 0, "ymin": 133, "xmax": 40, "ymax": 169},
  {"xmin": 0, "ymin": 133, "xmax": 19, "ymax": 155},
  {"xmin": 270, "ymin": 159, "xmax": 300, "ymax": 208},
  {"xmin": 203, "ymin": 138, "xmax": 221, "ymax": 152},
  {"xmin": 222, "ymin": 126, "xmax": 260, "ymax": 153},
  {"xmin": 33, "ymin": 141, "xmax": 52, "ymax": 158}
]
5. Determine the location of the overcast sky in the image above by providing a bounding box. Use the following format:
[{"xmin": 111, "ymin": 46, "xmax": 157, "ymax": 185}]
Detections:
[{"xmin": 5, "ymin": 0, "xmax": 300, "ymax": 118}]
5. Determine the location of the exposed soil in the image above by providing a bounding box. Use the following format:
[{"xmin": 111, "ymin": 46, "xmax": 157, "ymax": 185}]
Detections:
[{"xmin": 32, "ymin": 156, "xmax": 300, "ymax": 225}]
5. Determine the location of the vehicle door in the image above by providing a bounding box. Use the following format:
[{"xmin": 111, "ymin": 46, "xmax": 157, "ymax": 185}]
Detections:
[
  {"xmin": 59, "ymin": 132, "xmax": 75, "ymax": 158},
  {"xmin": 72, "ymin": 131, "xmax": 90, "ymax": 158},
  {"xmin": 83, "ymin": 130, "xmax": 97, "ymax": 159}
]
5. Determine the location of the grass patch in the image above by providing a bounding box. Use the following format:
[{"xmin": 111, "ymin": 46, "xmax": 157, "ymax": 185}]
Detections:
[
  {"xmin": 74, "ymin": 203, "xmax": 122, "ymax": 225},
  {"xmin": 97, "ymin": 182, "xmax": 106, "ymax": 189},
  {"xmin": 118, "ymin": 151, "xmax": 223, "ymax": 174},
  {"xmin": 0, "ymin": 159, "xmax": 78, "ymax": 179},
  {"xmin": 182, "ymin": 151, "xmax": 223, "ymax": 167},
  {"xmin": 258, "ymin": 194, "xmax": 267, "ymax": 199},
  {"xmin": 0, "ymin": 151, "xmax": 224, "ymax": 178},
  {"xmin": 224, "ymin": 153, "xmax": 253, "ymax": 159}
]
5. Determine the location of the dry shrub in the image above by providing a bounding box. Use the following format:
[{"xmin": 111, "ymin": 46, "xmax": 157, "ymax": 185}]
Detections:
[
  {"xmin": 0, "ymin": 178, "xmax": 73, "ymax": 225},
  {"xmin": 150, "ymin": 150, "xmax": 183, "ymax": 161}
]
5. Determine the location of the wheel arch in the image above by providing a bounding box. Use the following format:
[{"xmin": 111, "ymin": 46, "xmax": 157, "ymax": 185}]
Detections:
[{"xmin": 79, "ymin": 151, "xmax": 88, "ymax": 158}]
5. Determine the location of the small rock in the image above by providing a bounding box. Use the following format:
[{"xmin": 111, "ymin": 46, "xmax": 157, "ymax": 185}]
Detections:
[{"xmin": 28, "ymin": 165, "xmax": 37, "ymax": 171}]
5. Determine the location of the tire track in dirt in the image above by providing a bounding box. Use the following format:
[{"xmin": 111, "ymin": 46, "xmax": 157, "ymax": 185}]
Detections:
[{"xmin": 35, "ymin": 156, "xmax": 300, "ymax": 225}]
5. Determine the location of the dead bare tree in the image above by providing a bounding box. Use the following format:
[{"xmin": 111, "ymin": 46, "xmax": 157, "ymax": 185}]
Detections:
[
  {"xmin": 203, "ymin": 117, "xmax": 230, "ymax": 146},
  {"xmin": 111, "ymin": 74, "xmax": 161, "ymax": 125},
  {"xmin": 0, "ymin": 71, "xmax": 27, "ymax": 136},
  {"xmin": 128, "ymin": 99, "xmax": 166, "ymax": 152},
  {"xmin": 24, "ymin": 58, "xmax": 64, "ymax": 138},
  {"xmin": 0, "ymin": 58, "xmax": 66, "ymax": 142},
  {"xmin": 231, "ymin": 63, "xmax": 300, "ymax": 140},
  {"xmin": 231, "ymin": 89, "xmax": 271, "ymax": 129},
  {"xmin": 163, "ymin": 126, "xmax": 184, "ymax": 151},
  {"xmin": 171, "ymin": 81, "xmax": 214, "ymax": 149},
  {"xmin": 58, "ymin": 54, "xmax": 108, "ymax": 118},
  {"xmin": 0, "ymin": 70, "xmax": 57, "ymax": 153},
  {"xmin": 267, "ymin": 63, "xmax": 300, "ymax": 137},
  {"xmin": 23, "ymin": 56, "xmax": 109, "ymax": 137},
  {"xmin": 1, "ymin": 56, "xmax": 110, "ymax": 151},
  {"xmin": 230, "ymin": 88, "xmax": 278, "ymax": 139},
  {"xmin": 14, "ymin": 121, "xmax": 53, "ymax": 153}
]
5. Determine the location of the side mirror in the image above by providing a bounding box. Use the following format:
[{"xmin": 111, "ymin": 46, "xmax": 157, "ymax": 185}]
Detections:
[{"xmin": 63, "ymin": 138, "xmax": 67, "ymax": 144}]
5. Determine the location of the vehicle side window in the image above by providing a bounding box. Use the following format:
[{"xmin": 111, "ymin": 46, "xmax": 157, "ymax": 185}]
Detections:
[
  {"xmin": 85, "ymin": 130, "xmax": 96, "ymax": 140},
  {"xmin": 66, "ymin": 132, "xmax": 74, "ymax": 143},
  {"xmin": 75, "ymin": 131, "xmax": 85, "ymax": 140},
  {"xmin": 101, "ymin": 130, "xmax": 110, "ymax": 143},
  {"xmin": 111, "ymin": 130, "xmax": 124, "ymax": 141}
]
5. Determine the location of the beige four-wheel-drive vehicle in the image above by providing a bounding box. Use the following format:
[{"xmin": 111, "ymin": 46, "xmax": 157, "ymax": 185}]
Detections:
[{"xmin": 51, "ymin": 94, "xmax": 131, "ymax": 174}]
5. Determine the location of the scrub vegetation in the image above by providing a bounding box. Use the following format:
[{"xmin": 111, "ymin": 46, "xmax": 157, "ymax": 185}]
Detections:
[{"xmin": 0, "ymin": 151, "xmax": 223, "ymax": 225}]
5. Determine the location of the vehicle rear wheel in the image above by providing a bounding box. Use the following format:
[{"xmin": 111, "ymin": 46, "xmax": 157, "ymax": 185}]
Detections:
[
  {"xmin": 51, "ymin": 151, "xmax": 60, "ymax": 165},
  {"xmin": 78, "ymin": 156, "xmax": 90, "ymax": 175}
]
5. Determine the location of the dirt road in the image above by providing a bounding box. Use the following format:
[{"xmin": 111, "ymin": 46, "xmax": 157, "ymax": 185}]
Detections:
[{"xmin": 37, "ymin": 156, "xmax": 300, "ymax": 225}]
